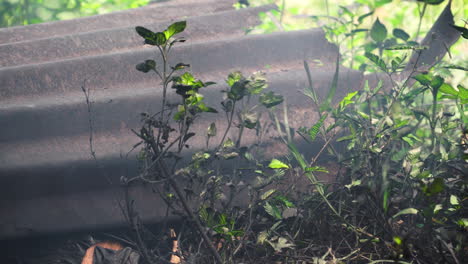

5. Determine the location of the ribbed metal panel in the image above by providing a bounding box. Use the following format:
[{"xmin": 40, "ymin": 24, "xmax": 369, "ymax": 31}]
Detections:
[{"xmin": 0, "ymin": 0, "xmax": 364, "ymax": 239}]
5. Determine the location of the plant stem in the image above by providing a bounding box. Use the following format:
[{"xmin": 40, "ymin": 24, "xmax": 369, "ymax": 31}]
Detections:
[
  {"xmin": 416, "ymin": 2, "xmax": 427, "ymax": 40},
  {"xmin": 147, "ymin": 139, "xmax": 224, "ymax": 263},
  {"xmin": 218, "ymin": 101, "xmax": 237, "ymax": 150}
]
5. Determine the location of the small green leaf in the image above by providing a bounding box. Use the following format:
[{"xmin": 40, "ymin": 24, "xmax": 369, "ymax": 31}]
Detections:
[
  {"xmin": 450, "ymin": 195, "xmax": 460, "ymax": 206},
  {"xmin": 393, "ymin": 208, "xmax": 418, "ymax": 218},
  {"xmin": 164, "ymin": 21, "xmax": 187, "ymax": 40},
  {"xmin": 136, "ymin": 60, "xmax": 156, "ymax": 73},
  {"xmin": 154, "ymin": 32, "xmax": 167, "ymax": 45},
  {"xmin": 425, "ymin": 177, "xmax": 445, "ymax": 195},
  {"xmin": 172, "ymin": 63, "xmax": 190, "ymax": 70},
  {"xmin": 439, "ymin": 83, "xmax": 458, "ymax": 96},
  {"xmin": 339, "ymin": 6, "xmax": 354, "ymax": 17},
  {"xmin": 221, "ymin": 99, "xmax": 234, "ymax": 112},
  {"xmin": 305, "ymin": 166, "xmax": 329, "ymax": 173},
  {"xmin": 268, "ymin": 237, "xmax": 295, "ymax": 252},
  {"xmin": 458, "ymin": 85, "xmax": 468, "ymax": 99},
  {"xmin": 264, "ymin": 202, "xmax": 282, "ymax": 219},
  {"xmin": 450, "ymin": 24, "xmax": 468, "ymax": 39},
  {"xmin": 365, "ymin": 52, "xmax": 387, "ymax": 72},
  {"xmin": 226, "ymin": 71, "xmax": 244, "ymax": 87},
  {"xmin": 370, "ymin": 18, "xmax": 387, "ymax": 43},
  {"xmin": 358, "ymin": 11, "xmax": 374, "ymax": 24},
  {"xmin": 261, "ymin": 189, "xmax": 276, "ymax": 200},
  {"xmin": 207, "ymin": 122, "xmax": 217, "ymax": 137},
  {"xmin": 257, "ymin": 231, "xmax": 269, "ymax": 244},
  {"xmin": 417, "ymin": 0, "xmax": 446, "ymax": 5},
  {"xmin": 268, "ymin": 159, "xmax": 289, "ymax": 169},
  {"xmin": 375, "ymin": 0, "xmax": 392, "ymax": 7},
  {"xmin": 246, "ymin": 72, "xmax": 268, "ymax": 94},
  {"xmin": 457, "ymin": 218, "xmax": 468, "ymax": 227},
  {"xmin": 135, "ymin": 26, "xmax": 167, "ymax": 45},
  {"xmin": 135, "ymin": 26, "xmax": 154, "ymax": 40},
  {"xmin": 275, "ymin": 195, "xmax": 294, "ymax": 207},
  {"xmin": 228, "ymin": 79, "xmax": 248, "ymax": 100},
  {"xmin": 339, "ymin": 91, "xmax": 358, "ymax": 109},
  {"xmin": 345, "ymin": 179, "xmax": 361, "ymax": 189},
  {"xmin": 430, "ymin": 76, "xmax": 444, "ymax": 90},
  {"xmin": 393, "ymin": 28, "xmax": 410, "ymax": 41},
  {"xmin": 413, "ymin": 74, "xmax": 431, "ymax": 86},
  {"xmin": 260, "ymin": 91, "xmax": 284, "ymax": 108},
  {"xmin": 222, "ymin": 138, "xmax": 235, "ymax": 148},
  {"xmin": 393, "ymin": 236, "xmax": 403, "ymax": 245}
]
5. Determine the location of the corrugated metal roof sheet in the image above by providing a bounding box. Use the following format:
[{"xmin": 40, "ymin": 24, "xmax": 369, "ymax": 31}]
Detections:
[{"xmin": 0, "ymin": 0, "xmax": 364, "ymax": 239}]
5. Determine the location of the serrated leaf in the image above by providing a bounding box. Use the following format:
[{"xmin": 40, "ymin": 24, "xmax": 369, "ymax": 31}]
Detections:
[
  {"xmin": 275, "ymin": 195, "xmax": 294, "ymax": 207},
  {"xmin": 268, "ymin": 159, "xmax": 289, "ymax": 169},
  {"xmin": 393, "ymin": 208, "xmax": 418, "ymax": 218},
  {"xmin": 370, "ymin": 18, "xmax": 387, "ymax": 43},
  {"xmin": 365, "ymin": 52, "xmax": 387, "ymax": 72},
  {"xmin": 264, "ymin": 202, "xmax": 282, "ymax": 219},
  {"xmin": 339, "ymin": 91, "xmax": 358, "ymax": 109},
  {"xmin": 308, "ymin": 114, "xmax": 327, "ymax": 142}
]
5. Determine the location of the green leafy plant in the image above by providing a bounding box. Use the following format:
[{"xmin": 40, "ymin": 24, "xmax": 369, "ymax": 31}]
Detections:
[
  {"xmin": 1, "ymin": 0, "xmax": 150, "ymax": 28},
  {"xmin": 124, "ymin": 20, "xmax": 292, "ymax": 263}
]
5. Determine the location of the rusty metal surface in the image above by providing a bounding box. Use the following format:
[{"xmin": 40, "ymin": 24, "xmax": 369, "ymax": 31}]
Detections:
[
  {"xmin": 0, "ymin": 0, "xmax": 364, "ymax": 240},
  {"xmin": 0, "ymin": 5, "xmax": 275, "ymax": 67}
]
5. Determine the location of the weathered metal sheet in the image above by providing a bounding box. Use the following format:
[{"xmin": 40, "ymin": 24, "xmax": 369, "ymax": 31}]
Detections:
[
  {"xmin": 0, "ymin": 0, "xmax": 235, "ymax": 44},
  {"xmin": 0, "ymin": 5, "xmax": 275, "ymax": 67},
  {"xmin": 0, "ymin": 0, "xmax": 364, "ymax": 240}
]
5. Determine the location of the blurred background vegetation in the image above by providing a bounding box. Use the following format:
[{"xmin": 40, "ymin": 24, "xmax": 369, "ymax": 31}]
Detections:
[
  {"xmin": 245, "ymin": 0, "xmax": 466, "ymax": 85},
  {"xmin": 0, "ymin": 0, "xmax": 150, "ymax": 27}
]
